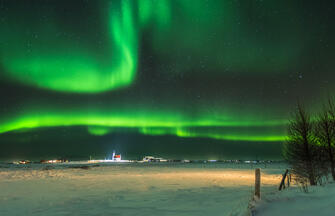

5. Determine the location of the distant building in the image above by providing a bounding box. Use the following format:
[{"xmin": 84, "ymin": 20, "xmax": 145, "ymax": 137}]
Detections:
[
  {"xmin": 40, "ymin": 159, "xmax": 68, "ymax": 164},
  {"xmin": 13, "ymin": 160, "xmax": 31, "ymax": 165},
  {"xmin": 142, "ymin": 156, "xmax": 167, "ymax": 162},
  {"xmin": 112, "ymin": 151, "xmax": 121, "ymax": 161}
]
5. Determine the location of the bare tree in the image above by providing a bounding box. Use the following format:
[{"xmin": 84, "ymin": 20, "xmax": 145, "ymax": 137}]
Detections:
[
  {"xmin": 283, "ymin": 103, "xmax": 320, "ymax": 186},
  {"xmin": 315, "ymin": 98, "xmax": 335, "ymax": 181}
]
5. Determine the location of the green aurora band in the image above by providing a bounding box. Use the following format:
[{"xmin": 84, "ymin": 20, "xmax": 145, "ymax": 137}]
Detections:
[
  {"xmin": 0, "ymin": 0, "xmax": 304, "ymax": 93},
  {"xmin": 1, "ymin": 0, "xmax": 140, "ymax": 93},
  {"xmin": 0, "ymin": 0, "xmax": 317, "ymax": 144},
  {"xmin": 0, "ymin": 107, "xmax": 288, "ymax": 142}
]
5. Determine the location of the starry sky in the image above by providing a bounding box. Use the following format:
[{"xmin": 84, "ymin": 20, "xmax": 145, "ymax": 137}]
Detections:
[{"xmin": 0, "ymin": 0, "xmax": 334, "ymax": 160}]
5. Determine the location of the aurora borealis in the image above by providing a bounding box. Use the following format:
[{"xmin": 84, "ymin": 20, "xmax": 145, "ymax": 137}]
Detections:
[{"xmin": 0, "ymin": 0, "xmax": 334, "ymax": 159}]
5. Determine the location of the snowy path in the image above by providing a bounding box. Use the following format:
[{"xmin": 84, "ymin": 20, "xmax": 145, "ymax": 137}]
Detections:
[
  {"xmin": 253, "ymin": 182, "xmax": 335, "ymax": 216},
  {"xmin": 0, "ymin": 163, "xmax": 283, "ymax": 216}
]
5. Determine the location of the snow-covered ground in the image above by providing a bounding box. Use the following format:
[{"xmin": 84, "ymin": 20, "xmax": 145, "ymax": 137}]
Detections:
[
  {"xmin": 253, "ymin": 181, "xmax": 335, "ymax": 216},
  {"xmin": 0, "ymin": 163, "xmax": 285, "ymax": 216}
]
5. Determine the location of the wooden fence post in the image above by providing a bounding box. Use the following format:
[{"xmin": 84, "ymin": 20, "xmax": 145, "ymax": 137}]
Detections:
[
  {"xmin": 279, "ymin": 169, "xmax": 289, "ymax": 191},
  {"xmin": 255, "ymin": 168, "xmax": 261, "ymax": 199}
]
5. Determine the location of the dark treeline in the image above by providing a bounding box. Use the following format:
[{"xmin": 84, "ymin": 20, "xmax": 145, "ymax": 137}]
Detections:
[{"xmin": 284, "ymin": 97, "xmax": 335, "ymax": 188}]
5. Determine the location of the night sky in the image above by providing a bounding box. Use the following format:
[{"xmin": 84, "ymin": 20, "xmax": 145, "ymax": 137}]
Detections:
[{"xmin": 0, "ymin": 0, "xmax": 334, "ymax": 160}]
